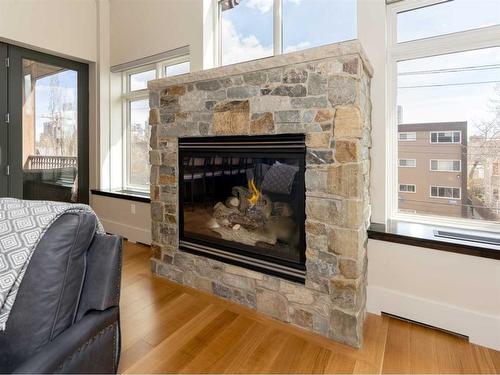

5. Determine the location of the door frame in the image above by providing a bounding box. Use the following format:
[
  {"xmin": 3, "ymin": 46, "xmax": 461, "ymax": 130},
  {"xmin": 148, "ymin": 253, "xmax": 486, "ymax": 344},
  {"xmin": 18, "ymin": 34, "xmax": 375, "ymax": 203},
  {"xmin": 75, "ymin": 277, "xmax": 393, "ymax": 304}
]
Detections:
[
  {"xmin": 7, "ymin": 45, "xmax": 89, "ymax": 203},
  {"xmin": 0, "ymin": 43, "xmax": 8, "ymax": 197}
]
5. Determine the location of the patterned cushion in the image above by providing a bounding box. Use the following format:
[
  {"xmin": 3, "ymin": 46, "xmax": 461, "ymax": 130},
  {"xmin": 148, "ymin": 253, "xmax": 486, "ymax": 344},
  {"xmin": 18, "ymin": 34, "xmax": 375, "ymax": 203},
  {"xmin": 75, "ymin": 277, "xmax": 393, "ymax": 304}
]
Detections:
[{"xmin": 261, "ymin": 162, "xmax": 299, "ymax": 195}]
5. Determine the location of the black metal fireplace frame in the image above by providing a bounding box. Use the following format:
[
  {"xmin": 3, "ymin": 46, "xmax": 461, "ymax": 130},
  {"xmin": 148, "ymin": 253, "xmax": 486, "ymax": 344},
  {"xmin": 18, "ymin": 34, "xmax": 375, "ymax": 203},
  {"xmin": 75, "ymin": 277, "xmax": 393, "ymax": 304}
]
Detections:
[{"xmin": 178, "ymin": 134, "xmax": 307, "ymax": 283}]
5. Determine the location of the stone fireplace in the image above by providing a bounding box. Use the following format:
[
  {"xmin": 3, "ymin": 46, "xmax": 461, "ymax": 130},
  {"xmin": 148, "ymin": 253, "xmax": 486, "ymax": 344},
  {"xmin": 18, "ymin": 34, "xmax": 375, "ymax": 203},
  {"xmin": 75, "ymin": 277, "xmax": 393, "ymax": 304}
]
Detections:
[{"xmin": 148, "ymin": 41, "xmax": 372, "ymax": 347}]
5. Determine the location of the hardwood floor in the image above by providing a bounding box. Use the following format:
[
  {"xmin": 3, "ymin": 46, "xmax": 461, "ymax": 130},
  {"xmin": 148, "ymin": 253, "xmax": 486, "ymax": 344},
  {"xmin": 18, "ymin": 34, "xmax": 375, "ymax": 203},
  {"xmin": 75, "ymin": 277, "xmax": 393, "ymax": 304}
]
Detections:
[{"xmin": 119, "ymin": 241, "xmax": 500, "ymax": 374}]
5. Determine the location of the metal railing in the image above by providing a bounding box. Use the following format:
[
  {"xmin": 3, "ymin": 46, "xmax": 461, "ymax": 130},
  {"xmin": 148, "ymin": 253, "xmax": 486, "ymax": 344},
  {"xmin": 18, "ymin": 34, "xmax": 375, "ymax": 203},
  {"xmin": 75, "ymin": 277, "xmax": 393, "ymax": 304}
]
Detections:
[{"xmin": 24, "ymin": 155, "xmax": 77, "ymax": 170}]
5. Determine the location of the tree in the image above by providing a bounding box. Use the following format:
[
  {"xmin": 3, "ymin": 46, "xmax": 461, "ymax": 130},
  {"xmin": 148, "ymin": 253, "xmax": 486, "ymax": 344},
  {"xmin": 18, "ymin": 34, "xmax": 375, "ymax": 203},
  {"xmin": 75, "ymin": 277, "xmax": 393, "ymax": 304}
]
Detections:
[{"xmin": 468, "ymin": 84, "xmax": 500, "ymax": 181}]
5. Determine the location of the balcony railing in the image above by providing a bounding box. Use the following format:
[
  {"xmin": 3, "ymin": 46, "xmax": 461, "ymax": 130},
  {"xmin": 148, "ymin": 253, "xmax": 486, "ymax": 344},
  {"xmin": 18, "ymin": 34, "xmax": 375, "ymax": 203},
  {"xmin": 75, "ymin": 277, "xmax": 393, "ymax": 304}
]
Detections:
[{"xmin": 24, "ymin": 155, "xmax": 77, "ymax": 170}]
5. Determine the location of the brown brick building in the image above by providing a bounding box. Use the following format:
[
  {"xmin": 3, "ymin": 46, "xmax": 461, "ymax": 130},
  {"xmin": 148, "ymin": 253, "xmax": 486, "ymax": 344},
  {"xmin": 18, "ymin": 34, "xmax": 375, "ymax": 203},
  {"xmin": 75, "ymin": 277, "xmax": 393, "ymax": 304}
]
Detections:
[{"xmin": 398, "ymin": 122, "xmax": 468, "ymax": 218}]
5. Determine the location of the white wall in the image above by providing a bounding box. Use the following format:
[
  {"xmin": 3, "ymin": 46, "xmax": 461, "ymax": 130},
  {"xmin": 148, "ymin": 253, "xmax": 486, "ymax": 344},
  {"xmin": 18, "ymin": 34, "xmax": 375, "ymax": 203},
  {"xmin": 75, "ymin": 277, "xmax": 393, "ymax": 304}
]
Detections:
[
  {"xmin": 92, "ymin": 0, "xmax": 207, "ymax": 244},
  {"xmin": 358, "ymin": 0, "xmax": 387, "ymax": 224},
  {"xmin": 367, "ymin": 239, "xmax": 500, "ymax": 350},
  {"xmin": 109, "ymin": 0, "xmax": 204, "ymax": 70},
  {"xmin": 92, "ymin": 195, "xmax": 151, "ymax": 244},
  {"xmin": 0, "ymin": 0, "xmax": 97, "ymax": 62}
]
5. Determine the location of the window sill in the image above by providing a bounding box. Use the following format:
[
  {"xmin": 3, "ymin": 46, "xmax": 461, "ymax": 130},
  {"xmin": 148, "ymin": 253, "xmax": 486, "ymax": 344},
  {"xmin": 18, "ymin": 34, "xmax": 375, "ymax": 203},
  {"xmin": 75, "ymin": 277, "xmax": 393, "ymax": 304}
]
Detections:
[
  {"xmin": 91, "ymin": 189, "xmax": 151, "ymax": 203},
  {"xmin": 368, "ymin": 220, "xmax": 500, "ymax": 261}
]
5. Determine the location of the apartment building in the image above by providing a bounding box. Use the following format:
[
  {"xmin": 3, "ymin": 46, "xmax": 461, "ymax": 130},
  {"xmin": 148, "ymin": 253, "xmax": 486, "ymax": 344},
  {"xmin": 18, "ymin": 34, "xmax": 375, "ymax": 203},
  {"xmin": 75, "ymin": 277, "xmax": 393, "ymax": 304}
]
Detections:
[{"xmin": 398, "ymin": 122, "xmax": 468, "ymax": 218}]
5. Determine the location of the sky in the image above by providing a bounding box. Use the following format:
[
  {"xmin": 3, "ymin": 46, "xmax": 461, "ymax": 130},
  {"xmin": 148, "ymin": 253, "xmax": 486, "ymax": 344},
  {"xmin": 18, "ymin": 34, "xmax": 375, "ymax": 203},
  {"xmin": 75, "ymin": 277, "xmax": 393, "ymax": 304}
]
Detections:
[
  {"xmin": 34, "ymin": 69, "xmax": 77, "ymax": 143},
  {"xmin": 221, "ymin": 0, "xmax": 356, "ymax": 65}
]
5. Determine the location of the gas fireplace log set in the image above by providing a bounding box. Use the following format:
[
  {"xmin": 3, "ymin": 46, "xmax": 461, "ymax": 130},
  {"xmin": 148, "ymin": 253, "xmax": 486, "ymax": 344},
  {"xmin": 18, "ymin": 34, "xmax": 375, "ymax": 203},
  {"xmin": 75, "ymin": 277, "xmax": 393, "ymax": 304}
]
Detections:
[{"xmin": 149, "ymin": 41, "xmax": 372, "ymax": 347}]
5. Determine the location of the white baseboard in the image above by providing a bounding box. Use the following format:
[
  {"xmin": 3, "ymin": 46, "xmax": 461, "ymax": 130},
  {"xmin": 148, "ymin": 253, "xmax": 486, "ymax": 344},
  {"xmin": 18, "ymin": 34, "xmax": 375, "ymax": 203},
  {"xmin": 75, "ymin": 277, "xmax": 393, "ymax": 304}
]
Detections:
[
  {"xmin": 100, "ymin": 218, "xmax": 151, "ymax": 245},
  {"xmin": 367, "ymin": 285, "xmax": 500, "ymax": 351}
]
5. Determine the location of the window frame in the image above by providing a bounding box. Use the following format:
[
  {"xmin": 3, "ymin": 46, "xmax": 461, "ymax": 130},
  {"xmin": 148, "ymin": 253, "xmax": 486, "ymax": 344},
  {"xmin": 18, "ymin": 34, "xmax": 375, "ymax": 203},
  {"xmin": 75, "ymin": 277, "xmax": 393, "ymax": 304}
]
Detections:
[
  {"xmin": 386, "ymin": 0, "xmax": 500, "ymax": 231},
  {"xmin": 160, "ymin": 55, "xmax": 191, "ymax": 78},
  {"xmin": 121, "ymin": 56, "xmax": 190, "ymax": 192},
  {"xmin": 429, "ymin": 159, "xmax": 461, "ymax": 172}
]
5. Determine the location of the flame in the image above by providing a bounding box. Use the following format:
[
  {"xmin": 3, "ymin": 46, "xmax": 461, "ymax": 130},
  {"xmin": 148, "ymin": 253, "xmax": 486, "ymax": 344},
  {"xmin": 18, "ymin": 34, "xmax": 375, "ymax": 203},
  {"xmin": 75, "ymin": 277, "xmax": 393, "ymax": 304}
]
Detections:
[{"xmin": 247, "ymin": 178, "xmax": 261, "ymax": 205}]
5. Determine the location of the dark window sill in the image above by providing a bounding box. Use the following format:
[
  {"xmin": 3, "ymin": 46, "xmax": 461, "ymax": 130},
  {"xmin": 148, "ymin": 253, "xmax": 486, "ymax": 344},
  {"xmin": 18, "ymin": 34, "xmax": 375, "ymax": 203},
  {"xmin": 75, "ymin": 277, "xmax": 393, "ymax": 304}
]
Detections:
[
  {"xmin": 368, "ymin": 220, "xmax": 500, "ymax": 261},
  {"xmin": 91, "ymin": 189, "xmax": 151, "ymax": 203}
]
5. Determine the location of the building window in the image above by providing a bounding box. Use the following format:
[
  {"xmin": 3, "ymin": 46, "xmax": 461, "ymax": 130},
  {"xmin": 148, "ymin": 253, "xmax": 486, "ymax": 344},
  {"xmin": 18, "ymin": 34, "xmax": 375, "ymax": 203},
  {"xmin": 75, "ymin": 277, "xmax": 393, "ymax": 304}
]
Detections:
[
  {"xmin": 398, "ymin": 132, "xmax": 416, "ymax": 141},
  {"xmin": 493, "ymin": 162, "xmax": 500, "ymax": 176},
  {"xmin": 399, "ymin": 159, "xmax": 416, "ymax": 168},
  {"xmin": 122, "ymin": 55, "xmax": 190, "ymax": 191},
  {"xmin": 494, "ymin": 189, "xmax": 499, "ymax": 201},
  {"xmin": 399, "ymin": 184, "xmax": 416, "ymax": 193},
  {"xmin": 430, "ymin": 186, "xmax": 461, "ymax": 199},
  {"xmin": 430, "ymin": 160, "xmax": 461, "ymax": 172},
  {"xmin": 218, "ymin": 0, "xmax": 357, "ymax": 66},
  {"xmin": 430, "ymin": 131, "xmax": 461, "ymax": 144},
  {"xmin": 389, "ymin": 0, "xmax": 500, "ymax": 226}
]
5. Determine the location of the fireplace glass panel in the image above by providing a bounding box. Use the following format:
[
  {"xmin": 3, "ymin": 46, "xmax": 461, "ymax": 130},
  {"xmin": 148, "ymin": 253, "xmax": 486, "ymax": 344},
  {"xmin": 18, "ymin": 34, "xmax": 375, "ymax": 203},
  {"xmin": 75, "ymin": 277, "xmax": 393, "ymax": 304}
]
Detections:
[{"xmin": 179, "ymin": 136, "xmax": 306, "ymax": 267}]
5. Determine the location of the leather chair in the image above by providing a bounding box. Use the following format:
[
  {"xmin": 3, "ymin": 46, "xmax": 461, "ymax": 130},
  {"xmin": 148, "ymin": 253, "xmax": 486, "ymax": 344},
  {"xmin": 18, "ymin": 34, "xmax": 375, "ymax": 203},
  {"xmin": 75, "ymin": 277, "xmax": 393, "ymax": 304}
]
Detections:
[{"xmin": 0, "ymin": 212, "xmax": 122, "ymax": 374}]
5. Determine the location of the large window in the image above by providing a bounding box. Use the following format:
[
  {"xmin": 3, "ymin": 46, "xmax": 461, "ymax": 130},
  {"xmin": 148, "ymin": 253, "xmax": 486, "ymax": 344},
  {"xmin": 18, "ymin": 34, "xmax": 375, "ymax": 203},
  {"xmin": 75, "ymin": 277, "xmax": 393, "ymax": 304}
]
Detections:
[
  {"xmin": 122, "ymin": 55, "xmax": 190, "ymax": 191},
  {"xmin": 430, "ymin": 186, "xmax": 461, "ymax": 199},
  {"xmin": 218, "ymin": 0, "xmax": 356, "ymax": 66},
  {"xmin": 430, "ymin": 159, "xmax": 461, "ymax": 172},
  {"xmin": 430, "ymin": 131, "xmax": 461, "ymax": 144},
  {"xmin": 389, "ymin": 0, "xmax": 500, "ymax": 228}
]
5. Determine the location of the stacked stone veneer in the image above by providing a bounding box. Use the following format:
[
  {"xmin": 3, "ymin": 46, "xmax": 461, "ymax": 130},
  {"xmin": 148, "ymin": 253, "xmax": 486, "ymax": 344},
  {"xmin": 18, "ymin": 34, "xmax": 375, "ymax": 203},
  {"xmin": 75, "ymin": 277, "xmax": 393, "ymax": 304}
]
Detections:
[{"xmin": 148, "ymin": 41, "xmax": 372, "ymax": 347}]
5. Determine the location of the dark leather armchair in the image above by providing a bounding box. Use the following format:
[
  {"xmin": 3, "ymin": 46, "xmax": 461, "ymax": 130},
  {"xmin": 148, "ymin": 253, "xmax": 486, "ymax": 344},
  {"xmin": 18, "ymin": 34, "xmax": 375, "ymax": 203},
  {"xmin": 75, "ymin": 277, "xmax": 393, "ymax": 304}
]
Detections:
[{"xmin": 0, "ymin": 212, "xmax": 122, "ymax": 374}]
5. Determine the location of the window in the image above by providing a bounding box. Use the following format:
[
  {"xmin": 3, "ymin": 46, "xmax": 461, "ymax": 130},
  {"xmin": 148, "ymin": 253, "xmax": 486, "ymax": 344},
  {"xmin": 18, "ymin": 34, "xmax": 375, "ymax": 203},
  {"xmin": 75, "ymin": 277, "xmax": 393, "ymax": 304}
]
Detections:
[
  {"xmin": 399, "ymin": 159, "xmax": 416, "ymax": 168},
  {"xmin": 282, "ymin": 0, "xmax": 356, "ymax": 53},
  {"xmin": 399, "ymin": 184, "xmax": 416, "ymax": 193},
  {"xmin": 122, "ymin": 55, "xmax": 190, "ymax": 191},
  {"xmin": 129, "ymin": 69, "xmax": 155, "ymax": 91},
  {"xmin": 430, "ymin": 186, "xmax": 461, "ymax": 199},
  {"xmin": 389, "ymin": 0, "xmax": 500, "ymax": 227},
  {"xmin": 163, "ymin": 61, "xmax": 191, "ymax": 77},
  {"xmin": 430, "ymin": 160, "xmax": 461, "ymax": 172},
  {"xmin": 494, "ymin": 189, "xmax": 499, "ymax": 201},
  {"xmin": 398, "ymin": 132, "xmax": 416, "ymax": 141},
  {"xmin": 493, "ymin": 162, "xmax": 500, "ymax": 176},
  {"xmin": 430, "ymin": 131, "xmax": 461, "ymax": 144},
  {"xmin": 127, "ymin": 99, "xmax": 150, "ymax": 188},
  {"xmin": 218, "ymin": 0, "xmax": 356, "ymax": 66}
]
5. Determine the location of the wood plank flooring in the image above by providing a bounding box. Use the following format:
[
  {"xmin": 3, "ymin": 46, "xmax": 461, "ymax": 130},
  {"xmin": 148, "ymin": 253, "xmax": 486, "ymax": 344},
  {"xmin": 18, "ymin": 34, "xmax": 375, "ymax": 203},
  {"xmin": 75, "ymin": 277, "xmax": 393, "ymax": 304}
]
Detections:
[{"xmin": 119, "ymin": 241, "xmax": 500, "ymax": 374}]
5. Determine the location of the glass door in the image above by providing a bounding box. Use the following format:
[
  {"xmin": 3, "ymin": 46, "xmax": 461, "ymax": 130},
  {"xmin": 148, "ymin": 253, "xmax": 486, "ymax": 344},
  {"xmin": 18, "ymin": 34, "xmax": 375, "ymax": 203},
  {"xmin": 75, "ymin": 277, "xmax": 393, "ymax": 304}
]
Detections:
[{"xmin": 7, "ymin": 46, "xmax": 89, "ymax": 203}]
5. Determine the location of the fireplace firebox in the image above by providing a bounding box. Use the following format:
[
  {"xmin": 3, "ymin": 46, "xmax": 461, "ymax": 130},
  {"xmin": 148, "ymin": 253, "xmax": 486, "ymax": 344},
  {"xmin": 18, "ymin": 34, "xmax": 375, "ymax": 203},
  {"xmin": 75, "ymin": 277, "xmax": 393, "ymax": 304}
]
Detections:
[{"xmin": 179, "ymin": 134, "xmax": 306, "ymax": 282}]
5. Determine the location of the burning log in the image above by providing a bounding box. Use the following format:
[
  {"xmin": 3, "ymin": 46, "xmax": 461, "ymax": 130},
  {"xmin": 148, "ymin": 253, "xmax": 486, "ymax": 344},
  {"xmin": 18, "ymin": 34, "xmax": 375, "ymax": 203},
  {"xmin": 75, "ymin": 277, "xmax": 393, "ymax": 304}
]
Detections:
[
  {"xmin": 209, "ymin": 179, "xmax": 296, "ymax": 248},
  {"xmin": 211, "ymin": 226, "xmax": 278, "ymax": 246}
]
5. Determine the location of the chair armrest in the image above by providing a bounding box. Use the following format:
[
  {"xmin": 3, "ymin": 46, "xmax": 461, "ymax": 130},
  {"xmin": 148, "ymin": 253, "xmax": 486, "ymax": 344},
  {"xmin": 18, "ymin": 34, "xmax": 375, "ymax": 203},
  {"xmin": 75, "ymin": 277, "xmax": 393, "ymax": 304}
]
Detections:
[{"xmin": 13, "ymin": 307, "xmax": 120, "ymax": 374}]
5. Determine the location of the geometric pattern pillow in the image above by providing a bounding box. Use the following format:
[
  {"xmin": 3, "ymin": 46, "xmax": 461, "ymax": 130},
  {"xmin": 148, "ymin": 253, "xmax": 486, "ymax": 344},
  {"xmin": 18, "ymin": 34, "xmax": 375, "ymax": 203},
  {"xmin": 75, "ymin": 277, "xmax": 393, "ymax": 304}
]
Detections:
[{"xmin": 261, "ymin": 161, "xmax": 299, "ymax": 195}]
